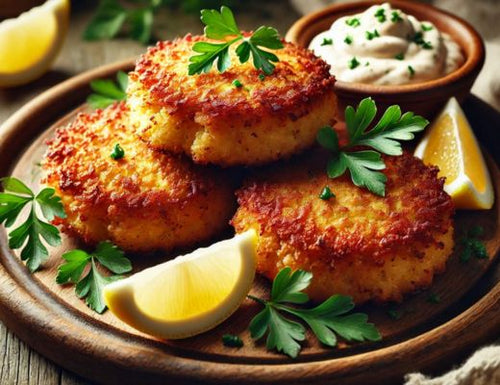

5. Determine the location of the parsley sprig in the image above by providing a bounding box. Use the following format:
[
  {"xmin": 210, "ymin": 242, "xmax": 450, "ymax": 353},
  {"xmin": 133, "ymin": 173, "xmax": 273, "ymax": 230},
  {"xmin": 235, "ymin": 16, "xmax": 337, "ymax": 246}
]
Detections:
[
  {"xmin": 87, "ymin": 71, "xmax": 128, "ymax": 109},
  {"xmin": 0, "ymin": 177, "xmax": 66, "ymax": 272},
  {"xmin": 188, "ymin": 6, "xmax": 283, "ymax": 75},
  {"xmin": 57, "ymin": 241, "xmax": 132, "ymax": 313},
  {"xmin": 83, "ymin": 0, "xmax": 160, "ymax": 44},
  {"xmin": 248, "ymin": 267, "xmax": 380, "ymax": 358},
  {"xmin": 317, "ymin": 98, "xmax": 428, "ymax": 196}
]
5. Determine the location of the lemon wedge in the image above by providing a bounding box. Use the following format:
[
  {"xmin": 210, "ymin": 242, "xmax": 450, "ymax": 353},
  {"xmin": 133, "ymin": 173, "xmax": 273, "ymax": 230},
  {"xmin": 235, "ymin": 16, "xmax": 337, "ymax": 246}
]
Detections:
[
  {"xmin": 0, "ymin": 0, "xmax": 70, "ymax": 87},
  {"xmin": 415, "ymin": 97, "xmax": 494, "ymax": 209},
  {"xmin": 103, "ymin": 230, "xmax": 257, "ymax": 339}
]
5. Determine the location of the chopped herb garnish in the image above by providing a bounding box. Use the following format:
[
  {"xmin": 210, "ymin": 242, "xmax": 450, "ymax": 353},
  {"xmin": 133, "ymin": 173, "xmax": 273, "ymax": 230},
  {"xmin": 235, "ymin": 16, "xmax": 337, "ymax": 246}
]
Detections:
[
  {"xmin": 248, "ymin": 267, "xmax": 380, "ymax": 358},
  {"xmin": 321, "ymin": 38, "xmax": 333, "ymax": 46},
  {"xmin": 349, "ymin": 57, "xmax": 360, "ymax": 69},
  {"xmin": 374, "ymin": 8, "xmax": 386, "ymax": 23},
  {"xmin": 460, "ymin": 226, "xmax": 488, "ymax": 262},
  {"xmin": 408, "ymin": 65, "xmax": 415, "ymax": 77},
  {"xmin": 316, "ymin": 98, "xmax": 428, "ymax": 196},
  {"xmin": 258, "ymin": 73, "xmax": 266, "ymax": 81},
  {"xmin": 110, "ymin": 143, "xmax": 125, "ymax": 160},
  {"xmin": 426, "ymin": 293, "xmax": 441, "ymax": 304},
  {"xmin": 365, "ymin": 61, "xmax": 370, "ymax": 66},
  {"xmin": 222, "ymin": 334, "xmax": 244, "ymax": 348},
  {"xmin": 344, "ymin": 35, "xmax": 353, "ymax": 45},
  {"xmin": 395, "ymin": 53, "xmax": 405, "ymax": 60},
  {"xmin": 346, "ymin": 17, "xmax": 361, "ymax": 27},
  {"xmin": 422, "ymin": 41, "xmax": 433, "ymax": 50},
  {"xmin": 87, "ymin": 70, "xmax": 128, "ymax": 109},
  {"xmin": 366, "ymin": 29, "xmax": 380, "ymax": 40},
  {"xmin": 391, "ymin": 11, "xmax": 403, "ymax": 23},
  {"xmin": 412, "ymin": 32, "xmax": 432, "ymax": 49},
  {"xmin": 421, "ymin": 24, "xmax": 433, "ymax": 31},
  {"xmin": 319, "ymin": 186, "xmax": 335, "ymax": 200},
  {"xmin": 188, "ymin": 6, "xmax": 283, "ymax": 76},
  {"xmin": 56, "ymin": 241, "xmax": 132, "ymax": 313},
  {"xmin": 232, "ymin": 79, "xmax": 243, "ymax": 88},
  {"xmin": 387, "ymin": 309, "xmax": 401, "ymax": 320},
  {"xmin": 0, "ymin": 177, "xmax": 66, "ymax": 272}
]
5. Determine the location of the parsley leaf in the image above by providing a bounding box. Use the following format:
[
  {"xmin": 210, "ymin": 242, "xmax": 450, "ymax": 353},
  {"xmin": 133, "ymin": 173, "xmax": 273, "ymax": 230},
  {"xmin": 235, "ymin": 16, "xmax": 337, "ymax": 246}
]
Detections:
[
  {"xmin": 188, "ymin": 6, "xmax": 283, "ymax": 75},
  {"xmin": 248, "ymin": 267, "xmax": 380, "ymax": 358},
  {"xmin": 57, "ymin": 241, "xmax": 132, "ymax": 313},
  {"xmin": 317, "ymin": 98, "xmax": 428, "ymax": 196},
  {"xmin": 83, "ymin": 0, "xmax": 159, "ymax": 44},
  {"xmin": 87, "ymin": 71, "xmax": 128, "ymax": 109},
  {"xmin": 0, "ymin": 177, "xmax": 66, "ymax": 272}
]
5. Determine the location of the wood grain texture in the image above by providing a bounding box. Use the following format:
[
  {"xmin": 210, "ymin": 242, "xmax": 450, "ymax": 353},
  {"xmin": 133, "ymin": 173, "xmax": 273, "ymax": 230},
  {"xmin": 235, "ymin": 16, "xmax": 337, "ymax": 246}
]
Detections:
[
  {"xmin": 0, "ymin": 58, "xmax": 499, "ymax": 384},
  {"xmin": 0, "ymin": 2, "xmax": 499, "ymax": 385},
  {"xmin": 0, "ymin": 2, "xmax": 301, "ymax": 385}
]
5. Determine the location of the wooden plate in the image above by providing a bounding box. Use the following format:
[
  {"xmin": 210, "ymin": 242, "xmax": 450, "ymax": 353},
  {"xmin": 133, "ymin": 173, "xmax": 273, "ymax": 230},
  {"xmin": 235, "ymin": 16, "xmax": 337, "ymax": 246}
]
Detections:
[{"xmin": 0, "ymin": 60, "xmax": 499, "ymax": 385}]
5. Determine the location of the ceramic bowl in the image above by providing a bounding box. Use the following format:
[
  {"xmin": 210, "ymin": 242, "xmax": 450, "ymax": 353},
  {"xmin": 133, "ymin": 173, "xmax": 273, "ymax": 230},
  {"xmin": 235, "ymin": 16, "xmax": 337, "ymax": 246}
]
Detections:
[{"xmin": 286, "ymin": 0, "xmax": 485, "ymax": 119}]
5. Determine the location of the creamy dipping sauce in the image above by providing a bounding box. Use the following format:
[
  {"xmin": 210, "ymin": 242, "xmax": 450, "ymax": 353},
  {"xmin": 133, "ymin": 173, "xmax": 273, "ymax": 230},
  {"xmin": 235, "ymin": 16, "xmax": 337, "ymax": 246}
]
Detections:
[{"xmin": 309, "ymin": 3, "xmax": 464, "ymax": 85}]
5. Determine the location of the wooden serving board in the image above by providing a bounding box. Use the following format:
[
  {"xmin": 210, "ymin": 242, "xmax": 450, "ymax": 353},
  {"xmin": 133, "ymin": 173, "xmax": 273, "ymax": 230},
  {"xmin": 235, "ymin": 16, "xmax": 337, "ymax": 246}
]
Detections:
[{"xmin": 0, "ymin": 60, "xmax": 499, "ymax": 385}]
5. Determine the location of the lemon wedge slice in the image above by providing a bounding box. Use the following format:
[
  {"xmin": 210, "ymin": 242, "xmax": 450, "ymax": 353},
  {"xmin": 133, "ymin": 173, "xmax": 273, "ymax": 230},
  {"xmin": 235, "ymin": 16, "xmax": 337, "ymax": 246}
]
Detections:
[
  {"xmin": 415, "ymin": 97, "xmax": 494, "ymax": 210},
  {"xmin": 0, "ymin": 0, "xmax": 70, "ymax": 87},
  {"xmin": 103, "ymin": 230, "xmax": 257, "ymax": 339}
]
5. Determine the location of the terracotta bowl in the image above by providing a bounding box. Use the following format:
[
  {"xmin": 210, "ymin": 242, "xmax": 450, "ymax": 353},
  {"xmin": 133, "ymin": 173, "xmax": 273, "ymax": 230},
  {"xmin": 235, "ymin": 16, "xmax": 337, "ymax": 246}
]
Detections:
[{"xmin": 286, "ymin": 0, "xmax": 485, "ymax": 119}]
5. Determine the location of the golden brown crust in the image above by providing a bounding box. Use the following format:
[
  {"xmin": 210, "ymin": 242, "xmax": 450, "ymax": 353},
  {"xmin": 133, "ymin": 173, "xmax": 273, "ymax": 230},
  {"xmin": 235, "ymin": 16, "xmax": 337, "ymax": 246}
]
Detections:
[
  {"xmin": 42, "ymin": 102, "xmax": 236, "ymax": 252},
  {"xmin": 127, "ymin": 34, "xmax": 337, "ymax": 166},
  {"xmin": 232, "ymin": 150, "xmax": 455, "ymax": 303},
  {"xmin": 131, "ymin": 34, "xmax": 335, "ymax": 123}
]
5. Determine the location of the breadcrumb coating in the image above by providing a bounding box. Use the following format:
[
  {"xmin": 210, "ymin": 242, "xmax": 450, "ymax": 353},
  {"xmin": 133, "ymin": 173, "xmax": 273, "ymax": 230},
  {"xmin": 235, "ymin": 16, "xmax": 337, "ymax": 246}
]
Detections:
[
  {"xmin": 42, "ymin": 102, "xmax": 236, "ymax": 252},
  {"xmin": 127, "ymin": 34, "xmax": 337, "ymax": 166},
  {"xmin": 232, "ymin": 151, "xmax": 455, "ymax": 303}
]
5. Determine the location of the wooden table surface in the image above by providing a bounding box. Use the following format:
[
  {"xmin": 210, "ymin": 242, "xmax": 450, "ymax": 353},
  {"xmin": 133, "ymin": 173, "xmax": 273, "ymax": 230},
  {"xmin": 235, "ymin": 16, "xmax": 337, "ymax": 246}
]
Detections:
[
  {"xmin": 0, "ymin": 2, "xmax": 302, "ymax": 384},
  {"xmin": 0, "ymin": 2, "xmax": 497, "ymax": 385}
]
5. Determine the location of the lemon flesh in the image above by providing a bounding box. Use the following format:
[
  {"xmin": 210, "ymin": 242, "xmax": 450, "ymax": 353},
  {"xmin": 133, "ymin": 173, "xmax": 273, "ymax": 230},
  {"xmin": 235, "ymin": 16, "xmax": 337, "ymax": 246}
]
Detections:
[
  {"xmin": 415, "ymin": 97, "xmax": 494, "ymax": 209},
  {"xmin": 0, "ymin": 0, "xmax": 70, "ymax": 87},
  {"xmin": 103, "ymin": 230, "xmax": 257, "ymax": 339}
]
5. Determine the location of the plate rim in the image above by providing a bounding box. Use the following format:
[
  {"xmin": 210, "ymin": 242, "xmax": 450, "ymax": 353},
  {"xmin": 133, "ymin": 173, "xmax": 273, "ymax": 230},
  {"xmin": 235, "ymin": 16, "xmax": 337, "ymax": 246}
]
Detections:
[{"xmin": 0, "ymin": 60, "xmax": 499, "ymax": 385}]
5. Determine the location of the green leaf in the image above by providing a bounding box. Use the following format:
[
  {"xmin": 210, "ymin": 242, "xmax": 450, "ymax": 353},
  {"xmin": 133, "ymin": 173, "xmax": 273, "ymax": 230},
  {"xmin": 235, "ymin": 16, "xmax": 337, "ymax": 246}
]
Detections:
[
  {"xmin": 271, "ymin": 267, "xmax": 311, "ymax": 304},
  {"xmin": 345, "ymin": 98, "xmax": 377, "ymax": 142},
  {"xmin": 8, "ymin": 209, "xmax": 61, "ymax": 272},
  {"xmin": 36, "ymin": 188, "xmax": 66, "ymax": 221},
  {"xmin": 200, "ymin": 6, "xmax": 241, "ymax": 39},
  {"xmin": 83, "ymin": 0, "xmax": 127, "ymax": 41},
  {"xmin": 279, "ymin": 295, "xmax": 380, "ymax": 347},
  {"xmin": 86, "ymin": 94, "xmax": 118, "ymax": 109},
  {"xmin": 0, "ymin": 193, "xmax": 31, "ymax": 227},
  {"xmin": 128, "ymin": 8, "xmax": 154, "ymax": 44},
  {"xmin": 341, "ymin": 151, "xmax": 387, "ymax": 196},
  {"xmin": 76, "ymin": 259, "xmax": 122, "ymax": 314},
  {"xmin": 246, "ymin": 43, "xmax": 279, "ymax": 75},
  {"xmin": 57, "ymin": 250, "xmax": 90, "ymax": 284},
  {"xmin": 248, "ymin": 268, "xmax": 381, "ymax": 358},
  {"xmin": 189, "ymin": 6, "xmax": 282, "ymax": 75},
  {"xmin": 326, "ymin": 156, "xmax": 347, "ymax": 179},
  {"xmin": 90, "ymin": 79, "xmax": 126, "ymax": 100},
  {"xmin": 316, "ymin": 126, "xmax": 339, "ymax": 153},
  {"xmin": 116, "ymin": 71, "xmax": 129, "ymax": 92},
  {"xmin": 1, "ymin": 177, "xmax": 33, "ymax": 196},
  {"xmin": 249, "ymin": 26, "xmax": 283, "ymax": 50},
  {"xmin": 188, "ymin": 41, "xmax": 232, "ymax": 75},
  {"xmin": 87, "ymin": 72, "xmax": 128, "ymax": 109},
  {"xmin": 356, "ymin": 110, "xmax": 428, "ymax": 155},
  {"xmin": 93, "ymin": 241, "xmax": 132, "ymax": 274},
  {"xmin": 250, "ymin": 305, "xmax": 305, "ymax": 358}
]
